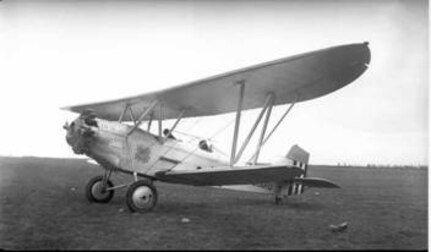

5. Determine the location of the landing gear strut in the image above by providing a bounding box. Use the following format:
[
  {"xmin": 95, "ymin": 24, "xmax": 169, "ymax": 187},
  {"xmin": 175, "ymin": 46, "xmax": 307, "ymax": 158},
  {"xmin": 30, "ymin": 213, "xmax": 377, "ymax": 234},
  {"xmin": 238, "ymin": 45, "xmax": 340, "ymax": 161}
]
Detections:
[
  {"xmin": 85, "ymin": 169, "xmax": 158, "ymax": 212},
  {"xmin": 274, "ymin": 184, "xmax": 284, "ymax": 205},
  {"xmin": 275, "ymin": 196, "xmax": 283, "ymax": 205}
]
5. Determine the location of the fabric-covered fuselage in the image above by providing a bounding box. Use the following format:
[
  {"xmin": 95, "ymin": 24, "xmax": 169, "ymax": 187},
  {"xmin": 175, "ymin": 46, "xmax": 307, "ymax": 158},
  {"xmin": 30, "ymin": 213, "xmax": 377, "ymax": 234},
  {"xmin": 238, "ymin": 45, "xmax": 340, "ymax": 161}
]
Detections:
[{"xmin": 64, "ymin": 116, "xmax": 227, "ymax": 177}]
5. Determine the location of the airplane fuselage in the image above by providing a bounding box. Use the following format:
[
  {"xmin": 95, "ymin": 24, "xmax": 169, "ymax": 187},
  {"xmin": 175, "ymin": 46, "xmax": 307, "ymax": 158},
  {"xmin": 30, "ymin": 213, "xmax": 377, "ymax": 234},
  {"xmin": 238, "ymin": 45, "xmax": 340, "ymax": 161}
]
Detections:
[
  {"xmin": 65, "ymin": 116, "xmax": 228, "ymax": 177},
  {"xmin": 65, "ymin": 115, "xmax": 311, "ymax": 199}
]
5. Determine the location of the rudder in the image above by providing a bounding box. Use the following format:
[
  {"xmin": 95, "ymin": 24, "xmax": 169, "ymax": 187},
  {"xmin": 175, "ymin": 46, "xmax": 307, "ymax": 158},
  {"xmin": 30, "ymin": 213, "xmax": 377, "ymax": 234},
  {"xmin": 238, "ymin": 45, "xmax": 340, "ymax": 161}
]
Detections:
[{"xmin": 285, "ymin": 145, "xmax": 310, "ymax": 195}]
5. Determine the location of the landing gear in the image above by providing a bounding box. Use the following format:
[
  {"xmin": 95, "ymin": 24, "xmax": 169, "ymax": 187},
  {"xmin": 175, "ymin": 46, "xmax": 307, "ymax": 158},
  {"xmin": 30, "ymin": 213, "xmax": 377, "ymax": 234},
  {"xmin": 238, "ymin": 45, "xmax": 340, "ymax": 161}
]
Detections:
[
  {"xmin": 126, "ymin": 180, "xmax": 158, "ymax": 213},
  {"xmin": 86, "ymin": 175, "xmax": 114, "ymax": 203},
  {"xmin": 274, "ymin": 184, "xmax": 284, "ymax": 205},
  {"xmin": 275, "ymin": 196, "xmax": 283, "ymax": 205},
  {"xmin": 85, "ymin": 169, "xmax": 157, "ymax": 213}
]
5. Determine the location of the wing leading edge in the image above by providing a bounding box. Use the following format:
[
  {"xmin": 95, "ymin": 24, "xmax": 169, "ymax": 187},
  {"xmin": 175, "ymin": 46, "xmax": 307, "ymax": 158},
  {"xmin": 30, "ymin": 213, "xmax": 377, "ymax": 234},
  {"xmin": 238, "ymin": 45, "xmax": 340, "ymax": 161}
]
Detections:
[
  {"xmin": 63, "ymin": 42, "xmax": 371, "ymax": 121},
  {"xmin": 154, "ymin": 165, "xmax": 304, "ymax": 186}
]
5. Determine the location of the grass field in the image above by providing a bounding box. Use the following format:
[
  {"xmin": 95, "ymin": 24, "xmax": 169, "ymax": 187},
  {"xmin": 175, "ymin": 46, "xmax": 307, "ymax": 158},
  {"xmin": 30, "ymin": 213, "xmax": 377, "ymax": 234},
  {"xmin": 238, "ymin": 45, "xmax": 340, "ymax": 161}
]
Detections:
[{"xmin": 0, "ymin": 157, "xmax": 427, "ymax": 250}]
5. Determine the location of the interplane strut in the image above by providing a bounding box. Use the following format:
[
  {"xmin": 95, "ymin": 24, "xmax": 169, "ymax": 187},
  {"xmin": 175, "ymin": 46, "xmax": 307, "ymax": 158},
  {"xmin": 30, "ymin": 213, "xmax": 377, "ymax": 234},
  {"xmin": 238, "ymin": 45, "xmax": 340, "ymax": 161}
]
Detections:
[
  {"xmin": 253, "ymin": 93, "xmax": 274, "ymax": 164},
  {"xmin": 128, "ymin": 100, "xmax": 159, "ymax": 136},
  {"xmin": 233, "ymin": 93, "xmax": 274, "ymax": 164},
  {"xmin": 230, "ymin": 81, "xmax": 245, "ymax": 165},
  {"xmin": 247, "ymin": 99, "xmax": 296, "ymax": 163},
  {"xmin": 228, "ymin": 85, "xmax": 297, "ymax": 165}
]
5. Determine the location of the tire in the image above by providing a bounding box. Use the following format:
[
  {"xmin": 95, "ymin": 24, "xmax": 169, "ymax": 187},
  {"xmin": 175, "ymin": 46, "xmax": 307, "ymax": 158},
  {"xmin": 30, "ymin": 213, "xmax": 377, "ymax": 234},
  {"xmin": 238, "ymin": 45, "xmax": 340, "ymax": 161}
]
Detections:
[
  {"xmin": 126, "ymin": 180, "xmax": 158, "ymax": 213},
  {"xmin": 85, "ymin": 175, "xmax": 114, "ymax": 203}
]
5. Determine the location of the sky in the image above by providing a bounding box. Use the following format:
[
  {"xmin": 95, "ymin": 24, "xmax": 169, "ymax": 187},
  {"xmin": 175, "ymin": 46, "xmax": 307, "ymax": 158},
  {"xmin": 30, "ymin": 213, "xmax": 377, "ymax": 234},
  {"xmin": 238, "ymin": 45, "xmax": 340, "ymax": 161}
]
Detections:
[{"xmin": 0, "ymin": 0, "xmax": 428, "ymax": 166}]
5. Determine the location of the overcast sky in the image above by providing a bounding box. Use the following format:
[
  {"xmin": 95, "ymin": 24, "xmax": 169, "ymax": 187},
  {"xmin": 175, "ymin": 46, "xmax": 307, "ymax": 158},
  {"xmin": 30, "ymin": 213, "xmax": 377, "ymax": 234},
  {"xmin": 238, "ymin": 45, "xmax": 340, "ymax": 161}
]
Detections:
[{"xmin": 0, "ymin": 0, "xmax": 428, "ymax": 166}]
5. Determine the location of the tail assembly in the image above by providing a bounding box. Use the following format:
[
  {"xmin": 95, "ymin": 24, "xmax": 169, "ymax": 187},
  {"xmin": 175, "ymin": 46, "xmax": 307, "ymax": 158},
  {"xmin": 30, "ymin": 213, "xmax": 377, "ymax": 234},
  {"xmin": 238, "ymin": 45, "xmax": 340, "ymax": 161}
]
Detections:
[
  {"xmin": 214, "ymin": 145, "xmax": 339, "ymax": 205},
  {"xmin": 275, "ymin": 145, "xmax": 340, "ymax": 203},
  {"xmin": 282, "ymin": 145, "xmax": 310, "ymax": 196},
  {"xmin": 286, "ymin": 144, "xmax": 310, "ymax": 177},
  {"xmin": 287, "ymin": 145, "xmax": 340, "ymax": 189}
]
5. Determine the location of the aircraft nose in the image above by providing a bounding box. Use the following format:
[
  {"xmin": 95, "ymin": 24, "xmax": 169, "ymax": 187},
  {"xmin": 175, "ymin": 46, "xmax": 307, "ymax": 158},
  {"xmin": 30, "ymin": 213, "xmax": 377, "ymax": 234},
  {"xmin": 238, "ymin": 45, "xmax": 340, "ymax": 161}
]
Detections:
[
  {"xmin": 64, "ymin": 119, "xmax": 91, "ymax": 154},
  {"xmin": 64, "ymin": 121, "xmax": 77, "ymax": 146},
  {"xmin": 63, "ymin": 121, "xmax": 69, "ymax": 131}
]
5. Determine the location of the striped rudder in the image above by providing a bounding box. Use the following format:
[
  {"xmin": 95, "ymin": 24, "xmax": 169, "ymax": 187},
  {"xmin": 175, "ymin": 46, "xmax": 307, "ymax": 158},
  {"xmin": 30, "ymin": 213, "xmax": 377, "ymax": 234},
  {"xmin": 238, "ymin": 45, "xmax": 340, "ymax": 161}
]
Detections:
[{"xmin": 286, "ymin": 145, "xmax": 309, "ymax": 195}]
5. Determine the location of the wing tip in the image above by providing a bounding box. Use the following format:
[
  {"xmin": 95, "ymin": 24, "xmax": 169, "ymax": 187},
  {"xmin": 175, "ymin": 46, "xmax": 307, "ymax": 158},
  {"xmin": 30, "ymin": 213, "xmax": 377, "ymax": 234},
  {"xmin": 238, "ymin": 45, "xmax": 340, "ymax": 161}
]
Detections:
[
  {"xmin": 60, "ymin": 105, "xmax": 74, "ymax": 111},
  {"xmin": 60, "ymin": 105, "xmax": 80, "ymax": 113}
]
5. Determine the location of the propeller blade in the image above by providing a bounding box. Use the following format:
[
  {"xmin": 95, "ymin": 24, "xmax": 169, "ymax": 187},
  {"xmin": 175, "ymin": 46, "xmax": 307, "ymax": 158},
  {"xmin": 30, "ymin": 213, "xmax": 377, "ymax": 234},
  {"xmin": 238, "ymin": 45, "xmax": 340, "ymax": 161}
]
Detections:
[{"xmin": 63, "ymin": 122, "xmax": 69, "ymax": 130}]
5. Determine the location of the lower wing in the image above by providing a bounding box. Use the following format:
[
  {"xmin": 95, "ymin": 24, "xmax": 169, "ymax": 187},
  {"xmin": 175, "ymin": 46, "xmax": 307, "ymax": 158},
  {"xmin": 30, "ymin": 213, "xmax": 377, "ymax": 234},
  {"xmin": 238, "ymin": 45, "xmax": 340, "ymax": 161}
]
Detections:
[{"xmin": 154, "ymin": 165, "xmax": 304, "ymax": 186}]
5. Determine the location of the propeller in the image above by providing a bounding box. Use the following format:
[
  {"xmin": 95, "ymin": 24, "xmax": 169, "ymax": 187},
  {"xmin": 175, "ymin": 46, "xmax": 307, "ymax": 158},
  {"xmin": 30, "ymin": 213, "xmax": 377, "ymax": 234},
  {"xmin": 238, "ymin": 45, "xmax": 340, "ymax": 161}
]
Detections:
[
  {"xmin": 64, "ymin": 110, "xmax": 98, "ymax": 155},
  {"xmin": 63, "ymin": 121, "xmax": 70, "ymax": 131}
]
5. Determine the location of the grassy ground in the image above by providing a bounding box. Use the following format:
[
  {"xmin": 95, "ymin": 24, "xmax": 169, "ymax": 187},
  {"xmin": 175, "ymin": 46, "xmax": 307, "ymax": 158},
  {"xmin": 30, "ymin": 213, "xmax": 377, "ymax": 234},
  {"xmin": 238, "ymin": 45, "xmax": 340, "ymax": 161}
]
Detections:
[{"xmin": 0, "ymin": 157, "xmax": 427, "ymax": 250}]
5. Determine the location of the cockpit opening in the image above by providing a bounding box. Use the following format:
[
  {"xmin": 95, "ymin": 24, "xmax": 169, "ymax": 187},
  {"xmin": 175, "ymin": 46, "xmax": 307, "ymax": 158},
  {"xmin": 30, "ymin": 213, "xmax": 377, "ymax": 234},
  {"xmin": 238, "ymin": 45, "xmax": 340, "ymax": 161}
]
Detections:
[
  {"xmin": 163, "ymin": 128, "xmax": 177, "ymax": 140},
  {"xmin": 198, "ymin": 139, "xmax": 212, "ymax": 152}
]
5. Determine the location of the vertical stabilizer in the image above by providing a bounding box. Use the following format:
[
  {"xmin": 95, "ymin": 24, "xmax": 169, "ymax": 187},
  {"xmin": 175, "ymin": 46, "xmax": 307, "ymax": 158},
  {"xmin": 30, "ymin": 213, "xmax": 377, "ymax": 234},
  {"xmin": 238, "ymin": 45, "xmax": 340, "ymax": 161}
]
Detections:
[
  {"xmin": 286, "ymin": 144, "xmax": 310, "ymax": 167},
  {"xmin": 284, "ymin": 145, "xmax": 310, "ymax": 195}
]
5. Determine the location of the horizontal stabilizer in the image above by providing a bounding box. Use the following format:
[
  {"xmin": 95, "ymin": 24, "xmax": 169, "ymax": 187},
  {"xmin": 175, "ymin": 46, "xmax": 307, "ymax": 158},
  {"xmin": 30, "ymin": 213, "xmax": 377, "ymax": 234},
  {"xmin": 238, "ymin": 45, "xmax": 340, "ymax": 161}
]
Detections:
[
  {"xmin": 294, "ymin": 177, "xmax": 340, "ymax": 188},
  {"xmin": 155, "ymin": 165, "xmax": 304, "ymax": 186}
]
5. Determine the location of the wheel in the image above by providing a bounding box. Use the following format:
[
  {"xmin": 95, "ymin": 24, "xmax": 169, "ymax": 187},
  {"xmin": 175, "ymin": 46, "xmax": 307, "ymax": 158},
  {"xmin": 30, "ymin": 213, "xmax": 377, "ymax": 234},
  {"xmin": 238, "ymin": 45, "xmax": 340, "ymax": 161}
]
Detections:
[
  {"xmin": 126, "ymin": 180, "xmax": 158, "ymax": 213},
  {"xmin": 85, "ymin": 175, "xmax": 114, "ymax": 203}
]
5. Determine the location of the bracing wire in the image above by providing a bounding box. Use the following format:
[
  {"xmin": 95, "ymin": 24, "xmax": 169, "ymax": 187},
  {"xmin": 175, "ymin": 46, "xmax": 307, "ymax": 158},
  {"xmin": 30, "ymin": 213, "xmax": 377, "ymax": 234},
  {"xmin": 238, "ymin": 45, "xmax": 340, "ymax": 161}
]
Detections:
[
  {"xmin": 146, "ymin": 116, "xmax": 203, "ymax": 172},
  {"xmin": 177, "ymin": 115, "xmax": 236, "ymax": 165}
]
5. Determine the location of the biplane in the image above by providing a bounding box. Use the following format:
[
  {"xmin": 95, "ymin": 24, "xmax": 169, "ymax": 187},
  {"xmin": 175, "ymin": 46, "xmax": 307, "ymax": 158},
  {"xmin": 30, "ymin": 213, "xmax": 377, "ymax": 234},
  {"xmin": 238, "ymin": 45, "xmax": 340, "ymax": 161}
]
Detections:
[{"xmin": 63, "ymin": 42, "xmax": 371, "ymax": 213}]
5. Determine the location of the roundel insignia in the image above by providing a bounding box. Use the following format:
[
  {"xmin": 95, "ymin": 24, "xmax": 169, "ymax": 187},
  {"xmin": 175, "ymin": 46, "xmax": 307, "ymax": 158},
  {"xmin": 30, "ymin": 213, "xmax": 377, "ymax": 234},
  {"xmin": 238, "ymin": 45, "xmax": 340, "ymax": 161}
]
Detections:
[{"xmin": 135, "ymin": 146, "xmax": 151, "ymax": 163}]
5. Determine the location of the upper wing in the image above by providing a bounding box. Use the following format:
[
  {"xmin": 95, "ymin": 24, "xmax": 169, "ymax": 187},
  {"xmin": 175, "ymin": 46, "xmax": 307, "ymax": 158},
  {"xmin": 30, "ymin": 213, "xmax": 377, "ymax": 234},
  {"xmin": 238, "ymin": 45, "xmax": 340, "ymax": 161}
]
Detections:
[
  {"xmin": 63, "ymin": 42, "xmax": 371, "ymax": 121},
  {"xmin": 154, "ymin": 165, "xmax": 304, "ymax": 186}
]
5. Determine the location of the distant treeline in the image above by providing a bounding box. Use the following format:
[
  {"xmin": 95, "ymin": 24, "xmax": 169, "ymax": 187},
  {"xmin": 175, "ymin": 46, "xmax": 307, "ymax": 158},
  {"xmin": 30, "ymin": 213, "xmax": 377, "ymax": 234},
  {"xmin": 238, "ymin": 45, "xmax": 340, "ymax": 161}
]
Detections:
[
  {"xmin": 0, "ymin": 156, "xmax": 427, "ymax": 170},
  {"xmin": 311, "ymin": 163, "xmax": 427, "ymax": 170}
]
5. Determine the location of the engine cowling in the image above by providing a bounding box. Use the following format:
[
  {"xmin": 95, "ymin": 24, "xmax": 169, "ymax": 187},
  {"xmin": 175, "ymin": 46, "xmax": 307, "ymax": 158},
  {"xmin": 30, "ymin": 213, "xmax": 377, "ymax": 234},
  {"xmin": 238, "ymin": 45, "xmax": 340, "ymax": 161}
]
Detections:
[{"xmin": 64, "ymin": 110, "xmax": 98, "ymax": 154}]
